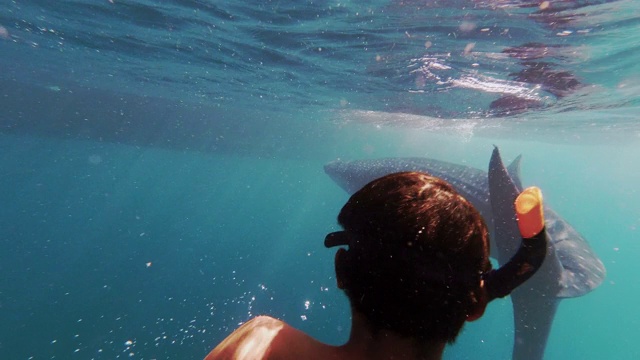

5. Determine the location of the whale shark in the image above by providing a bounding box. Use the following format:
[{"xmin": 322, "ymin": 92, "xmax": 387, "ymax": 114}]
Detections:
[{"xmin": 323, "ymin": 147, "xmax": 606, "ymax": 360}]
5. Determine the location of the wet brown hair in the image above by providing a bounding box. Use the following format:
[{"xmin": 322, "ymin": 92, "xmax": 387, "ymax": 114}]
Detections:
[{"xmin": 336, "ymin": 172, "xmax": 491, "ymax": 343}]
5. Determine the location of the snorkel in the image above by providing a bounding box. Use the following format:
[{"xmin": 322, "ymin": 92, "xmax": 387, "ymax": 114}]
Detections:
[{"xmin": 483, "ymin": 186, "xmax": 547, "ymax": 301}]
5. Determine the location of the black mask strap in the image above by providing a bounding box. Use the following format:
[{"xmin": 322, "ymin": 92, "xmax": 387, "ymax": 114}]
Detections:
[{"xmin": 325, "ymin": 224, "xmax": 548, "ymax": 302}]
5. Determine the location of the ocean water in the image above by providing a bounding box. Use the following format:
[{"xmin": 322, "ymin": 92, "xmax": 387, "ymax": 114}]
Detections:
[{"xmin": 0, "ymin": 0, "xmax": 638, "ymax": 359}]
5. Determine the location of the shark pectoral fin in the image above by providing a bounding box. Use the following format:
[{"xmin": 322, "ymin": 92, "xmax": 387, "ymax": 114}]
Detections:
[
  {"xmin": 556, "ymin": 259, "xmax": 606, "ymax": 298},
  {"xmin": 542, "ymin": 208, "xmax": 607, "ymax": 298},
  {"xmin": 556, "ymin": 247, "xmax": 607, "ymax": 298}
]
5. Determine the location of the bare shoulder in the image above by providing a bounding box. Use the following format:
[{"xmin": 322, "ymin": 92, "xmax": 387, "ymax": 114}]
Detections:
[
  {"xmin": 204, "ymin": 316, "xmax": 286, "ymax": 360},
  {"xmin": 204, "ymin": 316, "xmax": 339, "ymax": 360}
]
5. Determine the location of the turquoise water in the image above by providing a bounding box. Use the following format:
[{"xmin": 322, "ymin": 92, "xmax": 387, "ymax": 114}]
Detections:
[{"xmin": 1, "ymin": 1, "xmax": 639, "ymax": 359}]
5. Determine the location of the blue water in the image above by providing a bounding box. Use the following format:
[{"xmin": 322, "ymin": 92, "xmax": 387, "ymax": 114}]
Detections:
[{"xmin": 0, "ymin": 1, "xmax": 638, "ymax": 359}]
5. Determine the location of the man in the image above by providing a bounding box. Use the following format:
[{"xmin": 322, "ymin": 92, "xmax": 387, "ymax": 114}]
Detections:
[{"xmin": 205, "ymin": 172, "xmax": 546, "ymax": 360}]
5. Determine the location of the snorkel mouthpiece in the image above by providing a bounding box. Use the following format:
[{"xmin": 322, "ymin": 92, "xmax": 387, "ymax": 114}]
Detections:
[{"xmin": 484, "ymin": 187, "xmax": 548, "ymax": 300}]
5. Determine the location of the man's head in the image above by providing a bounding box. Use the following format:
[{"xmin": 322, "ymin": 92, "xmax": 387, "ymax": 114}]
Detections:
[{"xmin": 326, "ymin": 171, "xmax": 491, "ymax": 343}]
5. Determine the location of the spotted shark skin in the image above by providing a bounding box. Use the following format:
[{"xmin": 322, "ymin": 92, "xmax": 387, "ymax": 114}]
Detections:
[{"xmin": 324, "ymin": 147, "xmax": 606, "ymax": 360}]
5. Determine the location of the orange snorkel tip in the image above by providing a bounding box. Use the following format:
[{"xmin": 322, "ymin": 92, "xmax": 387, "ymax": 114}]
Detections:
[{"xmin": 515, "ymin": 186, "xmax": 544, "ymax": 239}]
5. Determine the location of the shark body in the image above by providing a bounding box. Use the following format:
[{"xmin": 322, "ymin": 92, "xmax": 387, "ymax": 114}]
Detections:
[{"xmin": 324, "ymin": 147, "xmax": 605, "ymax": 359}]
